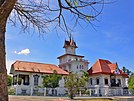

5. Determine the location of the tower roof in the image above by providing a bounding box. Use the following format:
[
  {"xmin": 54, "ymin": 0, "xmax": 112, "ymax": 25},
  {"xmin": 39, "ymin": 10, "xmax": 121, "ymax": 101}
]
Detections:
[{"xmin": 63, "ymin": 38, "xmax": 78, "ymax": 48}]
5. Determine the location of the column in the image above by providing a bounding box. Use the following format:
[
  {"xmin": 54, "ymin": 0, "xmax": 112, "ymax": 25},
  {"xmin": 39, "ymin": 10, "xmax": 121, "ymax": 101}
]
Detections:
[
  {"xmin": 16, "ymin": 74, "xmax": 19, "ymax": 95},
  {"xmin": 79, "ymin": 91, "xmax": 81, "ymax": 96},
  {"xmin": 30, "ymin": 87, "xmax": 33, "ymax": 96},
  {"xmin": 89, "ymin": 89, "xmax": 91, "ymax": 96},
  {"xmin": 44, "ymin": 87, "xmax": 46, "ymax": 96}
]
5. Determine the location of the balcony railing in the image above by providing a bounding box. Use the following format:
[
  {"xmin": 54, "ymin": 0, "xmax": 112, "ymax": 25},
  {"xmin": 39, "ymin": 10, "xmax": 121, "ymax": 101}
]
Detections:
[{"xmin": 60, "ymin": 59, "xmax": 88, "ymax": 65}]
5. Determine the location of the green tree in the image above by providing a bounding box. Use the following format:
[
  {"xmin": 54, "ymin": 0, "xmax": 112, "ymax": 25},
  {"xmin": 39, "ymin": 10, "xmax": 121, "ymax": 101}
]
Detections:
[
  {"xmin": 0, "ymin": 0, "xmax": 106, "ymax": 100},
  {"xmin": 128, "ymin": 74, "xmax": 134, "ymax": 89},
  {"xmin": 42, "ymin": 70, "xmax": 62, "ymax": 95},
  {"xmin": 122, "ymin": 67, "xmax": 127, "ymax": 73},
  {"xmin": 6, "ymin": 75, "xmax": 12, "ymax": 86},
  {"xmin": 64, "ymin": 72, "xmax": 89, "ymax": 99},
  {"xmin": 122, "ymin": 67, "xmax": 133, "ymax": 76}
]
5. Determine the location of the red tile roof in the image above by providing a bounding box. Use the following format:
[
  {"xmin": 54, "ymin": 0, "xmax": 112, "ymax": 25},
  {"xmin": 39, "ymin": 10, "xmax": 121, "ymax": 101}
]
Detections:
[
  {"xmin": 63, "ymin": 39, "xmax": 78, "ymax": 48},
  {"xmin": 10, "ymin": 61, "xmax": 69, "ymax": 75},
  {"xmin": 88, "ymin": 59, "xmax": 128, "ymax": 77}
]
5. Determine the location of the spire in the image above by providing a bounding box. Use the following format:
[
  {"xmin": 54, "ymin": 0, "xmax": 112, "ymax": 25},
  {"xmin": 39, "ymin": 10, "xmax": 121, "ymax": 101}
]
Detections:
[
  {"xmin": 115, "ymin": 62, "xmax": 120, "ymax": 75},
  {"xmin": 63, "ymin": 37, "xmax": 78, "ymax": 48}
]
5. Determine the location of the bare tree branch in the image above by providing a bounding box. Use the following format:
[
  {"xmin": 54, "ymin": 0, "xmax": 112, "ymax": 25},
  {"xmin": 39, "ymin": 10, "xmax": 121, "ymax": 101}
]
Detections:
[{"xmin": 8, "ymin": 0, "xmax": 110, "ymax": 37}]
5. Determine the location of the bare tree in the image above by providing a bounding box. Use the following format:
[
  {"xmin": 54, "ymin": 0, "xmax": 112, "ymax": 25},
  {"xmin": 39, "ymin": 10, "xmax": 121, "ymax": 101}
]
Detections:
[{"xmin": 0, "ymin": 0, "xmax": 106, "ymax": 100}]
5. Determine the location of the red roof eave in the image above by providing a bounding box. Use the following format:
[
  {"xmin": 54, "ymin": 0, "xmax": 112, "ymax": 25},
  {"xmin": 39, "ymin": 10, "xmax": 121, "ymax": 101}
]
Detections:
[
  {"xmin": 15, "ymin": 70, "xmax": 69, "ymax": 75},
  {"xmin": 88, "ymin": 72, "xmax": 129, "ymax": 78}
]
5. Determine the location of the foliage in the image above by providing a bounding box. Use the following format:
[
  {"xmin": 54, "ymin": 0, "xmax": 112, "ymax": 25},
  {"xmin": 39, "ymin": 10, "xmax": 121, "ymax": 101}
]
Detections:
[
  {"xmin": 122, "ymin": 67, "xmax": 133, "ymax": 76},
  {"xmin": 128, "ymin": 74, "xmax": 134, "ymax": 89},
  {"xmin": 42, "ymin": 70, "xmax": 62, "ymax": 88},
  {"xmin": 8, "ymin": 87, "xmax": 15, "ymax": 95},
  {"xmin": 9, "ymin": 0, "xmax": 106, "ymax": 35},
  {"xmin": 17, "ymin": 78, "xmax": 22, "ymax": 85},
  {"xmin": 7, "ymin": 75, "xmax": 12, "ymax": 86},
  {"xmin": 0, "ymin": 0, "xmax": 108, "ymax": 100},
  {"xmin": 64, "ymin": 71, "xmax": 89, "ymax": 99}
]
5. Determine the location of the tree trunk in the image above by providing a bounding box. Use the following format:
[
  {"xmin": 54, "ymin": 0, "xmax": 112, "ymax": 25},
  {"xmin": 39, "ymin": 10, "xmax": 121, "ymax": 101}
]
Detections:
[
  {"xmin": 0, "ymin": 19, "xmax": 8, "ymax": 101},
  {"xmin": 0, "ymin": 0, "xmax": 16, "ymax": 100}
]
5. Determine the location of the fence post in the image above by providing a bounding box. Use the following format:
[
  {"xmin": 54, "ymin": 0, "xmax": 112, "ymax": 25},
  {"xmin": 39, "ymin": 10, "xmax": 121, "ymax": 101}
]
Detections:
[
  {"xmin": 89, "ymin": 89, "xmax": 91, "ymax": 96},
  {"xmin": 30, "ymin": 87, "xmax": 33, "ymax": 96},
  {"xmin": 16, "ymin": 85, "xmax": 18, "ymax": 95},
  {"xmin": 79, "ymin": 90, "xmax": 81, "ymax": 96},
  {"xmin": 44, "ymin": 87, "xmax": 46, "ymax": 96}
]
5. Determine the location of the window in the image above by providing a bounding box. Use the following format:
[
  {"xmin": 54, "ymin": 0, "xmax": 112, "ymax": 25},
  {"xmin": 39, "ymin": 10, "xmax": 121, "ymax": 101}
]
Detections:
[
  {"xmin": 18, "ymin": 75, "xmax": 30, "ymax": 85},
  {"xmin": 105, "ymin": 78, "xmax": 108, "ymax": 85},
  {"xmin": 90, "ymin": 78, "xmax": 93, "ymax": 85},
  {"xmin": 69, "ymin": 64, "xmax": 71, "ymax": 70},
  {"xmin": 33, "ymin": 75, "xmax": 39, "ymax": 86},
  {"xmin": 96, "ymin": 78, "xmax": 99, "ymax": 85},
  {"xmin": 80, "ymin": 65, "xmax": 81, "ymax": 69},
  {"xmin": 77, "ymin": 65, "xmax": 78, "ymax": 69},
  {"xmin": 82, "ymin": 65, "xmax": 84, "ymax": 69},
  {"xmin": 13, "ymin": 75, "xmax": 17, "ymax": 85},
  {"xmin": 117, "ymin": 79, "xmax": 121, "ymax": 87}
]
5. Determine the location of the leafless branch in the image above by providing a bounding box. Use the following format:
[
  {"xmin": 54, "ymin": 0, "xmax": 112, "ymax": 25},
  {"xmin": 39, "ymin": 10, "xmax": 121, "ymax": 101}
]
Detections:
[{"xmin": 8, "ymin": 0, "xmax": 111, "ymax": 37}]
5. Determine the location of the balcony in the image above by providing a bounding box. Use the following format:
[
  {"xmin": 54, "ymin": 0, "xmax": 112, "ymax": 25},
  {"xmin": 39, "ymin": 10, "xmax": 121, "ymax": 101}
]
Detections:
[{"xmin": 60, "ymin": 59, "xmax": 88, "ymax": 65}]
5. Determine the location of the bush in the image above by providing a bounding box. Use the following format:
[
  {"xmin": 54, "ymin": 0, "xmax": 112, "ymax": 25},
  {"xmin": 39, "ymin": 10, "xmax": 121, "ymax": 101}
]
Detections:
[{"xmin": 8, "ymin": 87, "xmax": 16, "ymax": 95}]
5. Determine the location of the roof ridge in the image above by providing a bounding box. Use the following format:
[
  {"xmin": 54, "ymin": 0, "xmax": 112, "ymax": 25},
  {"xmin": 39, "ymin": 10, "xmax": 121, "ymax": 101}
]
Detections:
[
  {"xmin": 98, "ymin": 59, "xmax": 103, "ymax": 72},
  {"xmin": 15, "ymin": 60, "xmax": 56, "ymax": 66}
]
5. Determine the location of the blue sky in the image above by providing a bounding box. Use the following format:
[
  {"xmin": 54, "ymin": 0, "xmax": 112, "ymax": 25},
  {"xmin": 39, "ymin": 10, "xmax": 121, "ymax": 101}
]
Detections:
[{"xmin": 6, "ymin": 0, "xmax": 134, "ymax": 74}]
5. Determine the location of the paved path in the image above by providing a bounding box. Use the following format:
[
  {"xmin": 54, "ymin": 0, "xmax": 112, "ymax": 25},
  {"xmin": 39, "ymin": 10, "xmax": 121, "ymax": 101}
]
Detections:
[
  {"xmin": 9, "ymin": 95, "xmax": 134, "ymax": 101},
  {"xmin": 9, "ymin": 95, "xmax": 73, "ymax": 101}
]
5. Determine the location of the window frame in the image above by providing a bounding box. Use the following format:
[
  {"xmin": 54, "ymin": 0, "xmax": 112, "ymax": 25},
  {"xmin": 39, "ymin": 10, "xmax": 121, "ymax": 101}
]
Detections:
[
  {"xmin": 104, "ymin": 78, "xmax": 109, "ymax": 85},
  {"xmin": 33, "ymin": 75, "xmax": 39, "ymax": 86},
  {"xmin": 96, "ymin": 78, "xmax": 100, "ymax": 85}
]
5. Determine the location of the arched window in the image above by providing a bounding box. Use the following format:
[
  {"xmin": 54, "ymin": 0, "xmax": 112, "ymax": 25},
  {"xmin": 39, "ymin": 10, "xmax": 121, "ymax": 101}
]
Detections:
[{"xmin": 96, "ymin": 78, "xmax": 99, "ymax": 85}]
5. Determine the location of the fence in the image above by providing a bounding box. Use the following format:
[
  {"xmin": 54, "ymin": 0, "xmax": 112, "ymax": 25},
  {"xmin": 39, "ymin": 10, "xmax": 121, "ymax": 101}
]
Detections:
[{"xmin": 9, "ymin": 86, "xmax": 134, "ymax": 97}]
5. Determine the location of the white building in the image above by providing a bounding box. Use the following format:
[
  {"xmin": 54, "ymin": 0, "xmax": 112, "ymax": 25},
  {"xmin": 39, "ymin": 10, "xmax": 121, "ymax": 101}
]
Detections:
[
  {"xmin": 57, "ymin": 39, "xmax": 89, "ymax": 74},
  {"xmin": 10, "ymin": 61, "xmax": 69, "ymax": 95},
  {"xmin": 88, "ymin": 59, "xmax": 128, "ymax": 96},
  {"xmin": 10, "ymin": 39, "xmax": 129, "ymax": 96}
]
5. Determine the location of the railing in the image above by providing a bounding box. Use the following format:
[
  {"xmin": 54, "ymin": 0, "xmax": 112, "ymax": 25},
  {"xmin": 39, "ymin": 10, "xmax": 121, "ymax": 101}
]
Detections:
[
  {"xmin": 60, "ymin": 59, "xmax": 88, "ymax": 65},
  {"xmin": 9, "ymin": 86, "xmax": 134, "ymax": 97}
]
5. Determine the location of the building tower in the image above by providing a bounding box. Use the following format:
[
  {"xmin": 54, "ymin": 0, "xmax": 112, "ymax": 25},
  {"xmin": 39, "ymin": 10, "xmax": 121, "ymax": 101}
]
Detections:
[{"xmin": 57, "ymin": 38, "xmax": 89, "ymax": 73}]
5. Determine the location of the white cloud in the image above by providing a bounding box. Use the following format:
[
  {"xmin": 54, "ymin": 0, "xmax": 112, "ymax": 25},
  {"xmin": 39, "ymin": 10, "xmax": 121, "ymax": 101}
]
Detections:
[{"xmin": 14, "ymin": 49, "xmax": 30, "ymax": 55}]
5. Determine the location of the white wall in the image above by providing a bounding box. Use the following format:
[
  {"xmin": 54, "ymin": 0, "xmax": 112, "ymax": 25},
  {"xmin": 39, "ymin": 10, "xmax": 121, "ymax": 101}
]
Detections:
[{"xmin": 88, "ymin": 74, "xmax": 128, "ymax": 88}]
